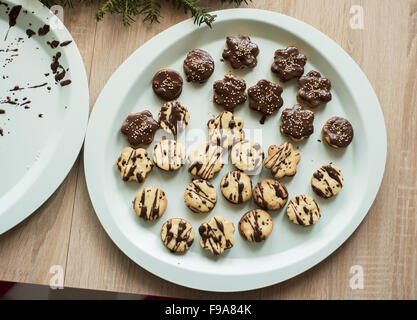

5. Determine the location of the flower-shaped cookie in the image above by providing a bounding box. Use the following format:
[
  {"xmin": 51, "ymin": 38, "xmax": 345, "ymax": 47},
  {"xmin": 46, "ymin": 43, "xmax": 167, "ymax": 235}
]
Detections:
[
  {"xmin": 213, "ymin": 74, "xmax": 247, "ymax": 110},
  {"xmin": 248, "ymin": 79, "xmax": 283, "ymax": 124},
  {"xmin": 297, "ymin": 71, "xmax": 332, "ymax": 108},
  {"xmin": 264, "ymin": 142, "xmax": 301, "ymax": 179},
  {"xmin": 207, "ymin": 111, "xmax": 244, "ymax": 149},
  {"xmin": 222, "ymin": 35, "xmax": 259, "ymax": 69},
  {"xmin": 120, "ymin": 110, "xmax": 159, "ymax": 146},
  {"xmin": 199, "ymin": 216, "xmax": 235, "ymax": 255},
  {"xmin": 115, "ymin": 147, "xmax": 153, "ymax": 182},
  {"xmin": 271, "ymin": 46, "xmax": 307, "ymax": 82},
  {"xmin": 280, "ymin": 104, "xmax": 314, "ymax": 141}
]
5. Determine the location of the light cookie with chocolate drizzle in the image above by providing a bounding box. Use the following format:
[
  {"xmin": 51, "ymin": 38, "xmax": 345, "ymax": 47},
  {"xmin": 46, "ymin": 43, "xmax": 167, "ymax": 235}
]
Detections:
[
  {"xmin": 220, "ymin": 171, "xmax": 252, "ymax": 204},
  {"xmin": 239, "ymin": 209, "xmax": 273, "ymax": 243},
  {"xmin": 311, "ymin": 164, "xmax": 344, "ymax": 199},
  {"xmin": 253, "ymin": 179, "xmax": 288, "ymax": 211},
  {"xmin": 152, "ymin": 139, "xmax": 186, "ymax": 171},
  {"xmin": 161, "ymin": 218, "xmax": 194, "ymax": 253},
  {"xmin": 207, "ymin": 111, "xmax": 244, "ymax": 149},
  {"xmin": 199, "ymin": 216, "xmax": 235, "ymax": 255},
  {"xmin": 184, "ymin": 179, "xmax": 217, "ymax": 213},
  {"xmin": 133, "ymin": 187, "xmax": 167, "ymax": 221},
  {"xmin": 286, "ymin": 195, "xmax": 321, "ymax": 226},
  {"xmin": 115, "ymin": 147, "xmax": 153, "ymax": 183},
  {"xmin": 264, "ymin": 142, "xmax": 301, "ymax": 179},
  {"xmin": 188, "ymin": 141, "xmax": 224, "ymax": 180}
]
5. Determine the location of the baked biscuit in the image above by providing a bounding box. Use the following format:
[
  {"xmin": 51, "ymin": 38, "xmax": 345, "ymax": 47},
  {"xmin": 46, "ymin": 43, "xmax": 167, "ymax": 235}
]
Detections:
[
  {"xmin": 222, "ymin": 35, "xmax": 259, "ymax": 69},
  {"xmin": 183, "ymin": 49, "xmax": 214, "ymax": 83},
  {"xmin": 264, "ymin": 142, "xmax": 301, "ymax": 179},
  {"xmin": 311, "ymin": 164, "xmax": 343, "ymax": 198},
  {"xmin": 207, "ymin": 111, "xmax": 244, "ymax": 149},
  {"xmin": 239, "ymin": 209, "xmax": 273, "ymax": 242},
  {"xmin": 152, "ymin": 139, "xmax": 186, "ymax": 171},
  {"xmin": 188, "ymin": 142, "xmax": 224, "ymax": 180},
  {"xmin": 271, "ymin": 46, "xmax": 307, "ymax": 82},
  {"xmin": 297, "ymin": 71, "xmax": 332, "ymax": 108},
  {"xmin": 184, "ymin": 179, "xmax": 217, "ymax": 213},
  {"xmin": 322, "ymin": 116, "xmax": 354, "ymax": 148},
  {"xmin": 253, "ymin": 179, "xmax": 288, "ymax": 210},
  {"xmin": 161, "ymin": 218, "xmax": 194, "ymax": 253},
  {"xmin": 220, "ymin": 171, "xmax": 252, "ymax": 204},
  {"xmin": 230, "ymin": 140, "xmax": 264, "ymax": 174},
  {"xmin": 280, "ymin": 104, "xmax": 314, "ymax": 142},
  {"xmin": 213, "ymin": 74, "xmax": 247, "ymax": 110},
  {"xmin": 133, "ymin": 187, "xmax": 167, "ymax": 221},
  {"xmin": 158, "ymin": 100, "xmax": 190, "ymax": 136},
  {"xmin": 248, "ymin": 79, "xmax": 283, "ymax": 124},
  {"xmin": 199, "ymin": 216, "xmax": 235, "ymax": 255},
  {"xmin": 121, "ymin": 110, "xmax": 159, "ymax": 146},
  {"xmin": 115, "ymin": 147, "xmax": 153, "ymax": 183},
  {"xmin": 286, "ymin": 195, "xmax": 321, "ymax": 226},
  {"xmin": 152, "ymin": 68, "xmax": 183, "ymax": 101}
]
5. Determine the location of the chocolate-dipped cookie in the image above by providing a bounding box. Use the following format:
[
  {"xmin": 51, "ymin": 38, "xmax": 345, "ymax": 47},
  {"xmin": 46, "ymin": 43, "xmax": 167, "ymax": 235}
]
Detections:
[
  {"xmin": 222, "ymin": 35, "xmax": 259, "ymax": 69},
  {"xmin": 322, "ymin": 116, "xmax": 354, "ymax": 148},
  {"xmin": 297, "ymin": 70, "xmax": 332, "ymax": 108},
  {"xmin": 152, "ymin": 68, "xmax": 183, "ymax": 101},
  {"xmin": 161, "ymin": 218, "xmax": 194, "ymax": 253},
  {"xmin": 248, "ymin": 79, "xmax": 283, "ymax": 124},
  {"xmin": 311, "ymin": 164, "xmax": 344, "ymax": 198},
  {"xmin": 207, "ymin": 111, "xmax": 244, "ymax": 149},
  {"xmin": 253, "ymin": 179, "xmax": 288, "ymax": 210},
  {"xmin": 183, "ymin": 49, "xmax": 214, "ymax": 83},
  {"xmin": 280, "ymin": 104, "xmax": 314, "ymax": 142},
  {"xmin": 213, "ymin": 74, "xmax": 247, "ymax": 110},
  {"xmin": 158, "ymin": 100, "xmax": 189, "ymax": 136},
  {"xmin": 271, "ymin": 46, "xmax": 307, "ymax": 82},
  {"xmin": 121, "ymin": 110, "xmax": 159, "ymax": 146}
]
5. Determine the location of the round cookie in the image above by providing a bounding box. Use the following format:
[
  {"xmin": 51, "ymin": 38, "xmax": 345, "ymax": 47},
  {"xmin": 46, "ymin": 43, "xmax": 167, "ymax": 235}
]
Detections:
[
  {"xmin": 158, "ymin": 100, "xmax": 190, "ymax": 136},
  {"xmin": 213, "ymin": 74, "xmax": 247, "ymax": 110},
  {"xmin": 271, "ymin": 46, "xmax": 307, "ymax": 82},
  {"xmin": 152, "ymin": 139, "xmax": 186, "ymax": 171},
  {"xmin": 188, "ymin": 141, "xmax": 224, "ymax": 180},
  {"xmin": 297, "ymin": 70, "xmax": 332, "ymax": 108},
  {"xmin": 133, "ymin": 187, "xmax": 167, "ymax": 221},
  {"xmin": 183, "ymin": 49, "xmax": 214, "ymax": 83},
  {"xmin": 239, "ymin": 209, "xmax": 273, "ymax": 243},
  {"xmin": 280, "ymin": 104, "xmax": 314, "ymax": 142},
  {"xmin": 230, "ymin": 140, "xmax": 264, "ymax": 173},
  {"xmin": 253, "ymin": 179, "xmax": 288, "ymax": 210},
  {"xmin": 161, "ymin": 218, "xmax": 194, "ymax": 253},
  {"xmin": 207, "ymin": 111, "xmax": 244, "ymax": 149},
  {"xmin": 184, "ymin": 179, "xmax": 217, "ymax": 213},
  {"xmin": 152, "ymin": 68, "xmax": 183, "ymax": 101},
  {"xmin": 199, "ymin": 216, "xmax": 235, "ymax": 255},
  {"xmin": 222, "ymin": 35, "xmax": 259, "ymax": 69},
  {"xmin": 286, "ymin": 195, "xmax": 321, "ymax": 226},
  {"xmin": 120, "ymin": 110, "xmax": 159, "ymax": 146},
  {"xmin": 311, "ymin": 164, "xmax": 344, "ymax": 198},
  {"xmin": 322, "ymin": 116, "xmax": 354, "ymax": 148},
  {"xmin": 264, "ymin": 142, "xmax": 301, "ymax": 179},
  {"xmin": 220, "ymin": 171, "xmax": 252, "ymax": 204},
  {"xmin": 248, "ymin": 79, "xmax": 283, "ymax": 124},
  {"xmin": 115, "ymin": 147, "xmax": 153, "ymax": 183}
]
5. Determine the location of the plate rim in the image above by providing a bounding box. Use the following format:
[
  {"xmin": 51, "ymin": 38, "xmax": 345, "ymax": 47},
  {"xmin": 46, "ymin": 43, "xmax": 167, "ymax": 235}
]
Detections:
[
  {"xmin": 0, "ymin": 0, "xmax": 90, "ymax": 234},
  {"xmin": 84, "ymin": 8, "xmax": 387, "ymax": 292}
]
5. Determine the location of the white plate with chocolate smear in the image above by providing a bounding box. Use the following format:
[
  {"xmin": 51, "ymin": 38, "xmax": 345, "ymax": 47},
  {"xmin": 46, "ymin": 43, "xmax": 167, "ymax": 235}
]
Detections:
[
  {"xmin": 0, "ymin": 0, "xmax": 88, "ymax": 233},
  {"xmin": 85, "ymin": 9, "xmax": 386, "ymax": 292}
]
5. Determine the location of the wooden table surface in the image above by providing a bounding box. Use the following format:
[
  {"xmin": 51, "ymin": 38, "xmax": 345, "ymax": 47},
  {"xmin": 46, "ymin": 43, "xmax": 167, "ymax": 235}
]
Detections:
[{"xmin": 1, "ymin": 0, "xmax": 416, "ymax": 299}]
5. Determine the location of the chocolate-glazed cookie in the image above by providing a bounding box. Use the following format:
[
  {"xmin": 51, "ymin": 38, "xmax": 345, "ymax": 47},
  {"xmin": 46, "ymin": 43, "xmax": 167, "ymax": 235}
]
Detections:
[
  {"xmin": 152, "ymin": 68, "xmax": 183, "ymax": 101},
  {"xmin": 183, "ymin": 49, "xmax": 214, "ymax": 83},
  {"xmin": 322, "ymin": 116, "xmax": 354, "ymax": 148},
  {"xmin": 121, "ymin": 110, "xmax": 159, "ymax": 146},
  {"xmin": 248, "ymin": 79, "xmax": 283, "ymax": 124},
  {"xmin": 280, "ymin": 104, "xmax": 314, "ymax": 142},
  {"xmin": 158, "ymin": 100, "xmax": 189, "ymax": 136},
  {"xmin": 297, "ymin": 70, "xmax": 332, "ymax": 108},
  {"xmin": 271, "ymin": 46, "xmax": 307, "ymax": 82},
  {"xmin": 213, "ymin": 74, "xmax": 247, "ymax": 110},
  {"xmin": 222, "ymin": 35, "xmax": 259, "ymax": 69}
]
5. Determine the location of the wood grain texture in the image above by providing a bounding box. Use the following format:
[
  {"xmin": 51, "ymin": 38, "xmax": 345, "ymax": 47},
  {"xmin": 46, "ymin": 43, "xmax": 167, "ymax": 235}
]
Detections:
[{"xmin": 1, "ymin": 0, "xmax": 416, "ymax": 299}]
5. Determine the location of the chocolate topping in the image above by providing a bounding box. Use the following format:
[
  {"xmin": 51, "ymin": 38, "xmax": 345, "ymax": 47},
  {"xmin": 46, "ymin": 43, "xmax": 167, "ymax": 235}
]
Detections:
[
  {"xmin": 213, "ymin": 74, "xmax": 247, "ymax": 110},
  {"xmin": 248, "ymin": 79, "xmax": 283, "ymax": 123},
  {"xmin": 152, "ymin": 69, "xmax": 183, "ymax": 101},
  {"xmin": 121, "ymin": 110, "xmax": 159, "ymax": 145},
  {"xmin": 183, "ymin": 49, "xmax": 214, "ymax": 83},
  {"xmin": 297, "ymin": 70, "xmax": 332, "ymax": 108},
  {"xmin": 322, "ymin": 116, "xmax": 354, "ymax": 148},
  {"xmin": 280, "ymin": 104, "xmax": 314, "ymax": 141},
  {"xmin": 271, "ymin": 46, "xmax": 307, "ymax": 81},
  {"xmin": 222, "ymin": 35, "xmax": 259, "ymax": 69}
]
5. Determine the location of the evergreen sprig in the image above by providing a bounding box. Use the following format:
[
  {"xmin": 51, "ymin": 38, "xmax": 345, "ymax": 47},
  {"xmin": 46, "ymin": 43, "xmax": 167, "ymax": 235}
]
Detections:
[{"xmin": 40, "ymin": 0, "xmax": 251, "ymax": 27}]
